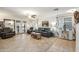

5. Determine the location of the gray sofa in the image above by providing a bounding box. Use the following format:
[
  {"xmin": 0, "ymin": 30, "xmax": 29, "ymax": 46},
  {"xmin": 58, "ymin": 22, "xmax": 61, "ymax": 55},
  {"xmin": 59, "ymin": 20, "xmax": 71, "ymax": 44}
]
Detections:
[{"xmin": 35, "ymin": 28, "xmax": 54, "ymax": 37}]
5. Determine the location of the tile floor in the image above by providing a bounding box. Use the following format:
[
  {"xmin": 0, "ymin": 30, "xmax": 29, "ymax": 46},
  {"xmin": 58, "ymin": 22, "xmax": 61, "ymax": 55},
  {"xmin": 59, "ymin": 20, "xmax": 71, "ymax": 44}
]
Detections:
[{"xmin": 0, "ymin": 34, "xmax": 75, "ymax": 52}]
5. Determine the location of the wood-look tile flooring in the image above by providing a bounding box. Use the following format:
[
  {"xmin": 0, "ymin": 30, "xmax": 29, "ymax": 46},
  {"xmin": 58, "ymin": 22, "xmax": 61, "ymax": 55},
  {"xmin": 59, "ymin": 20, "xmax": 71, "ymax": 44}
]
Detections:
[{"xmin": 0, "ymin": 34, "xmax": 75, "ymax": 52}]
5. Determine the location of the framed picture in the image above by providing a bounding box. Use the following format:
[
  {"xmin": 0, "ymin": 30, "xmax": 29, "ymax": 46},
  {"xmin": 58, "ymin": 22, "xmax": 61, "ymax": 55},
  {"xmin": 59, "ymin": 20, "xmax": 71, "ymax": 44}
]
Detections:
[
  {"xmin": 42, "ymin": 21, "xmax": 49, "ymax": 27},
  {"xmin": 0, "ymin": 21, "xmax": 4, "ymax": 28}
]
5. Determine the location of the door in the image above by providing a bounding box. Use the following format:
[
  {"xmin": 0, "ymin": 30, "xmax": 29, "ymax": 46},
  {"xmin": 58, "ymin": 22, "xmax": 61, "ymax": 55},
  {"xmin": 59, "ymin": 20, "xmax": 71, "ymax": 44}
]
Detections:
[
  {"xmin": 15, "ymin": 20, "xmax": 21, "ymax": 34},
  {"xmin": 17, "ymin": 25, "xmax": 20, "ymax": 33},
  {"xmin": 21, "ymin": 21, "xmax": 26, "ymax": 33}
]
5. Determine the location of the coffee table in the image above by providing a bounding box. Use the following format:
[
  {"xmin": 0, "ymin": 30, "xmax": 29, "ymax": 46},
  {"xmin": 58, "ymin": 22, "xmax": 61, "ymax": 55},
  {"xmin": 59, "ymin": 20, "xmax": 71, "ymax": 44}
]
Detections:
[{"xmin": 31, "ymin": 32, "xmax": 41, "ymax": 39}]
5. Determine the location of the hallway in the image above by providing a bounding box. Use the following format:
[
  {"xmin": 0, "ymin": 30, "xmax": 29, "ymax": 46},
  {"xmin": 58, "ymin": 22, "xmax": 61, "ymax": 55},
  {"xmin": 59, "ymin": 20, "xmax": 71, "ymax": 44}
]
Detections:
[{"xmin": 0, "ymin": 34, "xmax": 75, "ymax": 52}]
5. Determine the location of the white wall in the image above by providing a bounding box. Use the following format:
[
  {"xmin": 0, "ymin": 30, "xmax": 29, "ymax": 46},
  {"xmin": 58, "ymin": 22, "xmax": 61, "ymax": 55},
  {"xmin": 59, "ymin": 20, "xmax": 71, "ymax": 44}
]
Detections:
[
  {"xmin": 4, "ymin": 20, "xmax": 15, "ymax": 31},
  {"xmin": 0, "ymin": 9, "xmax": 74, "ymax": 35},
  {"xmin": 0, "ymin": 9, "xmax": 27, "ymax": 34},
  {"xmin": 76, "ymin": 23, "xmax": 79, "ymax": 52},
  {"xmin": 42, "ymin": 13, "xmax": 73, "ymax": 37},
  {"xmin": 0, "ymin": 9, "xmax": 27, "ymax": 21}
]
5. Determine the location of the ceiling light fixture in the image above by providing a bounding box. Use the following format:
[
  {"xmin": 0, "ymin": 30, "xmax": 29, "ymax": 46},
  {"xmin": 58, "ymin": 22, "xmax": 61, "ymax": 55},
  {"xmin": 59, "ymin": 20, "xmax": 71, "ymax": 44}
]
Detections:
[{"xmin": 23, "ymin": 10, "xmax": 38, "ymax": 19}]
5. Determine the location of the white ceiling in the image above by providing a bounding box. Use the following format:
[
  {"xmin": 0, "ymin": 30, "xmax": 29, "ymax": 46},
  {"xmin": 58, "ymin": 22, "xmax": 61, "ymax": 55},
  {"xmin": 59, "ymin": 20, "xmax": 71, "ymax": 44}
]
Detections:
[{"xmin": 0, "ymin": 7, "xmax": 79, "ymax": 18}]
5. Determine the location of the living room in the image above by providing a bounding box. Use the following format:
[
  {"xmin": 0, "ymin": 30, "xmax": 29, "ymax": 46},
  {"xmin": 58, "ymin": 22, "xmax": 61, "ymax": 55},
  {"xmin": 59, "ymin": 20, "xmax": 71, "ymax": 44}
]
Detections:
[{"xmin": 0, "ymin": 7, "xmax": 77, "ymax": 52}]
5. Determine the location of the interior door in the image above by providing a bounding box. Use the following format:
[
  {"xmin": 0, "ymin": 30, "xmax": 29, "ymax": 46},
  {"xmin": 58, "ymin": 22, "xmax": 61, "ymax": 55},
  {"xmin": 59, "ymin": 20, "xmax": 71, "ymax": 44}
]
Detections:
[
  {"xmin": 17, "ymin": 25, "xmax": 19, "ymax": 33},
  {"xmin": 22, "ymin": 21, "xmax": 26, "ymax": 33},
  {"xmin": 15, "ymin": 20, "xmax": 21, "ymax": 34}
]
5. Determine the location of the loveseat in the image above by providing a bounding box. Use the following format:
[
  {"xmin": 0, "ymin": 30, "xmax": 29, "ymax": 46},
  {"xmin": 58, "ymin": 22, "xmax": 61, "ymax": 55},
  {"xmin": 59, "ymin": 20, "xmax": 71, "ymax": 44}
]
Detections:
[
  {"xmin": 35, "ymin": 28, "xmax": 54, "ymax": 37},
  {"xmin": 0, "ymin": 27, "xmax": 15, "ymax": 39}
]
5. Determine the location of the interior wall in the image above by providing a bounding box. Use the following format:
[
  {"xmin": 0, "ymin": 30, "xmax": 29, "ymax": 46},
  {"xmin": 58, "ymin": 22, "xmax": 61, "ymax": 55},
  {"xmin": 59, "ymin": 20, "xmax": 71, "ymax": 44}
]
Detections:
[
  {"xmin": 0, "ymin": 9, "xmax": 74, "ymax": 35},
  {"xmin": 42, "ymin": 13, "xmax": 73, "ymax": 37},
  {"xmin": 76, "ymin": 23, "xmax": 79, "ymax": 52},
  {"xmin": 4, "ymin": 20, "xmax": 15, "ymax": 31},
  {"xmin": 0, "ymin": 9, "xmax": 27, "ymax": 34}
]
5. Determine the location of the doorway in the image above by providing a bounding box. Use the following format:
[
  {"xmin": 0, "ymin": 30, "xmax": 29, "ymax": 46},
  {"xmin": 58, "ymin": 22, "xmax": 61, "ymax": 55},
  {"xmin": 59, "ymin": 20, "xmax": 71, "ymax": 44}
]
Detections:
[
  {"xmin": 21, "ymin": 21, "xmax": 26, "ymax": 33},
  {"xmin": 15, "ymin": 20, "xmax": 21, "ymax": 34}
]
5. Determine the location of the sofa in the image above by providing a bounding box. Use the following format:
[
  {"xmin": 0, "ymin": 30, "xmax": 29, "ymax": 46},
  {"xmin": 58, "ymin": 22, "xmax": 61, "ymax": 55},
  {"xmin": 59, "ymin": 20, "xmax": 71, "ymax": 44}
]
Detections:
[
  {"xmin": 35, "ymin": 28, "xmax": 54, "ymax": 37},
  {"xmin": 0, "ymin": 27, "xmax": 15, "ymax": 39}
]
